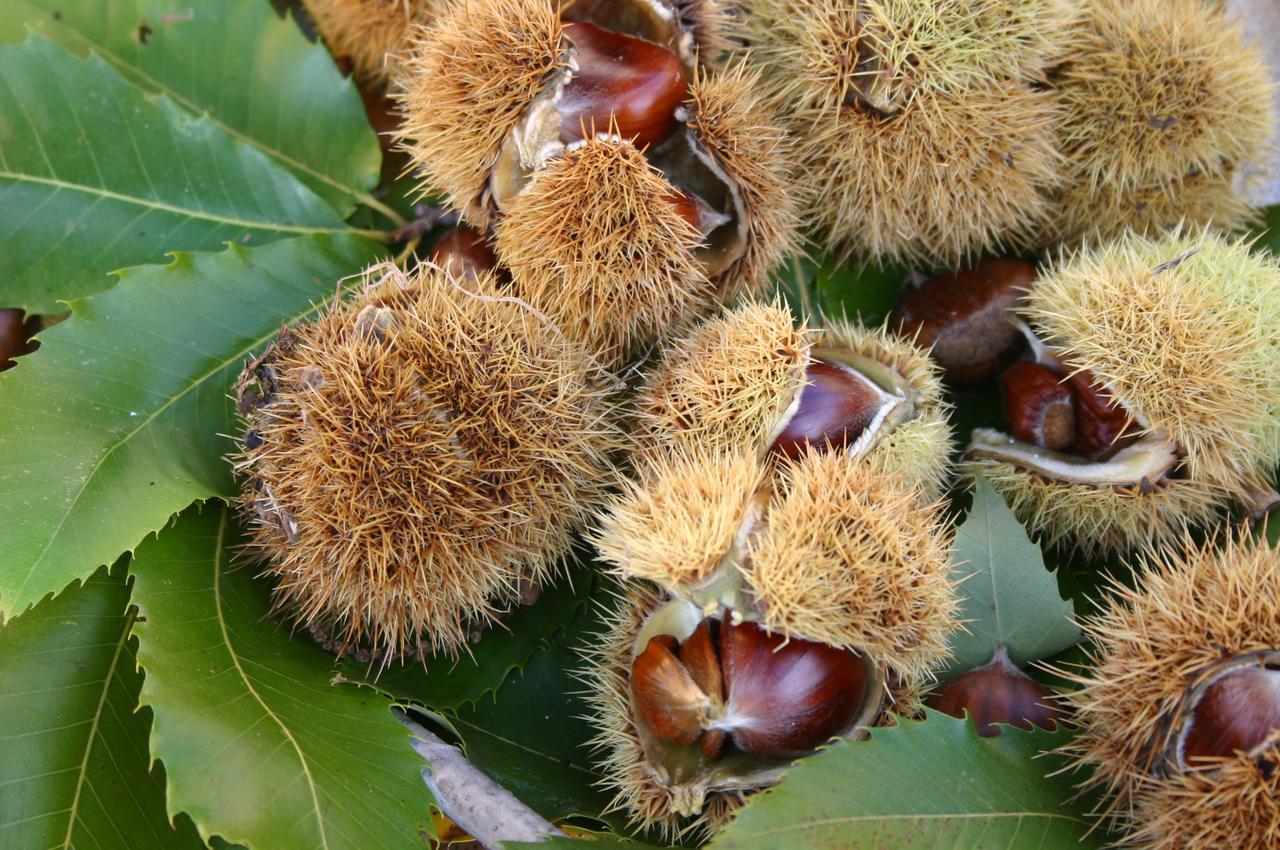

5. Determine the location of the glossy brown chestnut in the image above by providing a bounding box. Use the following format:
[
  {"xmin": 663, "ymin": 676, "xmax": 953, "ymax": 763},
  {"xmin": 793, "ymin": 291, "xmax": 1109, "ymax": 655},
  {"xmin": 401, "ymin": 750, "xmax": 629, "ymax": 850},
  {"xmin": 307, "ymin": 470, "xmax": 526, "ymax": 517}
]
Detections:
[
  {"xmin": 559, "ymin": 22, "xmax": 687, "ymax": 149},
  {"xmin": 429, "ymin": 226, "xmax": 498, "ymax": 280},
  {"xmin": 720, "ymin": 620, "xmax": 872, "ymax": 758},
  {"xmin": 1067, "ymin": 370, "xmax": 1135, "ymax": 461},
  {"xmin": 1001, "ymin": 361, "xmax": 1075, "ymax": 451},
  {"xmin": 631, "ymin": 617, "xmax": 872, "ymax": 760},
  {"xmin": 1183, "ymin": 665, "xmax": 1280, "ymax": 763},
  {"xmin": 771, "ymin": 360, "xmax": 883, "ymax": 460},
  {"xmin": 890, "ymin": 258, "xmax": 1034, "ymax": 383},
  {"xmin": 925, "ymin": 648, "xmax": 1068, "ymax": 737}
]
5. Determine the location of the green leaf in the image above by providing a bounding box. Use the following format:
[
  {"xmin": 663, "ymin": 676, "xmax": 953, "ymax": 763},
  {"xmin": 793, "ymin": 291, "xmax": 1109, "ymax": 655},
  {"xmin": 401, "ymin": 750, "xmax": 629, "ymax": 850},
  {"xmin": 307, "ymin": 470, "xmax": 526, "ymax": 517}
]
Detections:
[
  {"xmin": 944, "ymin": 475, "xmax": 1081, "ymax": 676},
  {"xmin": 129, "ymin": 504, "xmax": 434, "ymax": 850},
  {"xmin": 0, "ymin": 35, "xmax": 353, "ymax": 311},
  {"xmin": 443, "ymin": 595, "xmax": 623, "ymax": 830},
  {"xmin": 814, "ymin": 255, "xmax": 909, "ymax": 325},
  {"xmin": 1257, "ymin": 205, "xmax": 1280, "ymax": 255},
  {"xmin": 2, "ymin": 0, "xmax": 381, "ymax": 217},
  {"xmin": 0, "ymin": 232, "xmax": 382, "ymax": 620},
  {"xmin": 351, "ymin": 556, "xmax": 593, "ymax": 712},
  {"xmin": 0, "ymin": 565, "xmax": 206, "ymax": 850},
  {"xmin": 711, "ymin": 713, "xmax": 1102, "ymax": 850}
]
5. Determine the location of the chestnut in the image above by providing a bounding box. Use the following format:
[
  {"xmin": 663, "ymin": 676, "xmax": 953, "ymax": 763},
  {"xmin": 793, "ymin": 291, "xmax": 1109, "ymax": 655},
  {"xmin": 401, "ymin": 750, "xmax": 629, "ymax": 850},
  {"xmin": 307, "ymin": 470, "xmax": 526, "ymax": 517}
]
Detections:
[
  {"xmin": 1001, "ymin": 361, "xmax": 1074, "ymax": 451},
  {"xmin": 631, "ymin": 615, "xmax": 874, "ymax": 760},
  {"xmin": 429, "ymin": 226, "xmax": 498, "ymax": 280},
  {"xmin": 770, "ymin": 359, "xmax": 886, "ymax": 460},
  {"xmin": 1182, "ymin": 663, "xmax": 1280, "ymax": 763},
  {"xmin": 999, "ymin": 358, "xmax": 1136, "ymax": 462},
  {"xmin": 559, "ymin": 22, "xmax": 687, "ymax": 148},
  {"xmin": 1067, "ymin": 370, "xmax": 1135, "ymax": 461},
  {"xmin": 890, "ymin": 258, "xmax": 1034, "ymax": 383},
  {"xmin": 925, "ymin": 647, "xmax": 1068, "ymax": 737}
]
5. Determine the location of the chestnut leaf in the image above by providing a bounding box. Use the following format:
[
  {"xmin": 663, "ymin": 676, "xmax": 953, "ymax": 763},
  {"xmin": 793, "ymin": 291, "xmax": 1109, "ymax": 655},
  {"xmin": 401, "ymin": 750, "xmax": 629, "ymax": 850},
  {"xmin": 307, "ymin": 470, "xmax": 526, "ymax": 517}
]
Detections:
[
  {"xmin": 339, "ymin": 553, "xmax": 595, "ymax": 713},
  {"xmin": 0, "ymin": 564, "xmax": 212, "ymax": 850},
  {"xmin": 129, "ymin": 504, "xmax": 435, "ymax": 850},
  {"xmin": 0, "ymin": 36, "xmax": 356, "ymax": 313},
  {"xmin": 0, "ymin": 232, "xmax": 383, "ymax": 621},
  {"xmin": 0, "ymin": 0, "xmax": 380, "ymax": 218},
  {"xmin": 942, "ymin": 475, "xmax": 1081, "ymax": 677},
  {"xmin": 711, "ymin": 712, "xmax": 1103, "ymax": 850}
]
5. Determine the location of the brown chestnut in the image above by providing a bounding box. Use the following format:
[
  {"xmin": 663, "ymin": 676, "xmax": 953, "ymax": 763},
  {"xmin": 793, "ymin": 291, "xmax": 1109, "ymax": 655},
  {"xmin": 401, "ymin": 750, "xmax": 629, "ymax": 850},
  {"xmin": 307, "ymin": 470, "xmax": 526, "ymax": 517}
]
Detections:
[
  {"xmin": 1067, "ymin": 370, "xmax": 1135, "ymax": 461},
  {"xmin": 429, "ymin": 226, "xmax": 497, "ymax": 280},
  {"xmin": 999, "ymin": 360, "xmax": 1136, "ymax": 461},
  {"xmin": 559, "ymin": 22, "xmax": 687, "ymax": 149},
  {"xmin": 1001, "ymin": 361, "xmax": 1075, "ymax": 451},
  {"xmin": 890, "ymin": 258, "xmax": 1034, "ymax": 383},
  {"xmin": 631, "ymin": 616, "xmax": 873, "ymax": 760},
  {"xmin": 925, "ymin": 647, "xmax": 1068, "ymax": 737},
  {"xmin": 1182, "ymin": 665, "xmax": 1280, "ymax": 763},
  {"xmin": 771, "ymin": 360, "xmax": 884, "ymax": 460}
]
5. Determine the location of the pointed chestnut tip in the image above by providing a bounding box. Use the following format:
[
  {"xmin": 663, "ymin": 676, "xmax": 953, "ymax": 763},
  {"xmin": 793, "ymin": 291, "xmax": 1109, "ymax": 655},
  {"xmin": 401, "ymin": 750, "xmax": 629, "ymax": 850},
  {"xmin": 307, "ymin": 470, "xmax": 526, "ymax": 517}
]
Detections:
[
  {"xmin": 771, "ymin": 360, "xmax": 883, "ymax": 460},
  {"xmin": 559, "ymin": 22, "xmax": 687, "ymax": 149},
  {"xmin": 1183, "ymin": 665, "xmax": 1280, "ymax": 764},
  {"xmin": 925, "ymin": 652, "xmax": 1069, "ymax": 737}
]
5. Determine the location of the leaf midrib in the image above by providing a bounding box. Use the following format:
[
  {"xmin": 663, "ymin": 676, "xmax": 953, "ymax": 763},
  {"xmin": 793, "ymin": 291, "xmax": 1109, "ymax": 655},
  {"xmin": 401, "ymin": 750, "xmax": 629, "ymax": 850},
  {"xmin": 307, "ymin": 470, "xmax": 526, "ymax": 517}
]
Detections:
[
  {"xmin": 12, "ymin": 279, "xmax": 342, "ymax": 611},
  {"xmin": 61, "ymin": 604, "xmax": 136, "ymax": 850},
  {"xmin": 0, "ymin": 172, "xmax": 350, "ymax": 236},
  {"xmin": 26, "ymin": 12, "xmax": 372, "ymax": 209},
  {"xmin": 739, "ymin": 808, "xmax": 1088, "ymax": 839},
  {"xmin": 210, "ymin": 510, "xmax": 331, "ymax": 850}
]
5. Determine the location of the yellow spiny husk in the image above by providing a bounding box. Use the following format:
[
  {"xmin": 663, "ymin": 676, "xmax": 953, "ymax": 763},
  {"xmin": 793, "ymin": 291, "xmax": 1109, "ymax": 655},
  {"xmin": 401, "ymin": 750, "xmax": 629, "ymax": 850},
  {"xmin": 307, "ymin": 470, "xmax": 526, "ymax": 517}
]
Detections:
[
  {"xmin": 633, "ymin": 300, "xmax": 953, "ymax": 496},
  {"xmin": 591, "ymin": 446, "xmax": 958, "ymax": 682},
  {"xmin": 590, "ymin": 445, "xmax": 766, "ymax": 592},
  {"xmin": 634, "ymin": 299, "xmax": 812, "ymax": 458},
  {"xmin": 1025, "ymin": 229, "xmax": 1280, "ymax": 493},
  {"xmin": 395, "ymin": 0, "xmax": 565, "ymax": 224},
  {"xmin": 1060, "ymin": 536, "xmax": 1280, "ymax": 849},
  {"xmin": 578, "ymin": 583, "xmax": 747, "ymax": 841},
  {"xmin": 736, "ymin": 0, "xmax": 1074, "ymax": 264},
  {"xmin": 964, "ymin": 228, "xmax": 1280, "ymax": 557},
  {"xmin": 301, "ymin": 0, "xmax": 434, "ymax": 83},
  {"xmin": 745, "ymin": 450, "xmax": 958, "ymax": 684},
  {"xmin": 234, "ymin": 264, "xmax": 622, "ymax": 660},
  {"xmin": 962, "ymin": 457, "xmax": 1224, "ymax": 561},
  {"xmin": 493, "ymin": 136, "xmax": 710, "ymax": 367},
  {"xmin": 1049, "ymin": 0, "xmax": 1275, "ymax": 244},
  {"xmin": 684, "ymin": 62, "xmax": 801, "ymax": 301}
]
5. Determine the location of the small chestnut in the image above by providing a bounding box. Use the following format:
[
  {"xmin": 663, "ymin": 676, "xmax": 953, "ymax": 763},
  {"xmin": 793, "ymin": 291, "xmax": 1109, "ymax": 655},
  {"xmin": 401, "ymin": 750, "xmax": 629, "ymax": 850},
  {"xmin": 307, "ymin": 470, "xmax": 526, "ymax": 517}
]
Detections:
[
  {"xmin": 925, "ymin": 646, "xmax": 1068, "ymax": 737},
  {"xmin": 429, "ymin": 226, "xmax": 498, "ymax": 280},
  {"xmin": 999, "ymin": 359, "xmax": 1136, "ymax": 461},
  {"xmin": 1067, "ymin": 369, "xmax": 1135, "ymax": 461},
  {"xmin": 631, "ymin": 616, "xmax": 873, "ymax": 760},
  {"xmin": 771, "ymin": 360, "xmax": 885, "ymax": 460},
  {"xmin": 559, "ymin": 22, "xmax": 687, "ymax": 149},
  {"xmin": 890, "ymin": 258, "xmax": 1034, "ymax": 383},
  {"xmin": 1182, "ymin": 664, "xmax": 1280, "ymax": 763}
]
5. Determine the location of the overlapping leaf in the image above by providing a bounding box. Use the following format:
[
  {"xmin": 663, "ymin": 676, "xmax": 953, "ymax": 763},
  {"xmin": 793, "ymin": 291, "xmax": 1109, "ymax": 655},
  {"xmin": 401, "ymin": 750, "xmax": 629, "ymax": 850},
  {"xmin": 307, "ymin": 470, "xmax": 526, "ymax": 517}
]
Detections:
[
  {"xmin": 0, "ymin": 565, "xmax": 206, "ymax": 850},
  {"xmin": 943, "ymin": 476, "xmax": 1081, "ymax": 676},
  {"xmin": 444, "ymin": 596, "xmax": 622, "ymax": 830},
  {"xmin": 711, "ymin": 713, "xmax": 1101, "ymax": 850},
  {"xmin": 0, "ymin": 232, "xmax": 382, "ymax": 619},
  {"xmin": 129, "ymin": 504, "xmax": 434, "ymax": 850},
  {"xmin": 348, "ymin": 557, "xmax": 594, "ymax": 712},
  {"xmin": 2, "ymin": 0, "xmax": 381, "ymax": 217},
  {"xmin": 0, "ymin": 36, "xmax": 353, "ymax": 311}
]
